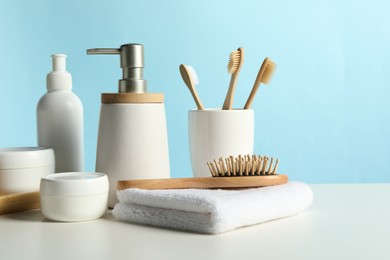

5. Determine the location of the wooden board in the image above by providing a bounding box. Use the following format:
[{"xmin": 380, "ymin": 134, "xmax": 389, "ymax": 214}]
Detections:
[
  {"xmin": 0, "ymin": 192, "xmax": 40, "ymax": 215},
  {"xmin": 117, "ymin": 174, "xmax": 288, "ymax": 190}
]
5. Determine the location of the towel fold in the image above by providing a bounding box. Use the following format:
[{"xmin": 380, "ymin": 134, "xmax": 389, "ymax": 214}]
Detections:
[{"xmin": 112, "ymin": 181, "xmax": 313, "ymax": 234}]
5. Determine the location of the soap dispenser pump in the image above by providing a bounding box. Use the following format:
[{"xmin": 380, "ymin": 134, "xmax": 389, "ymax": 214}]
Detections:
[{"xmin": 87, "ymin": 44, "xmax": 170, "ymax": 207}]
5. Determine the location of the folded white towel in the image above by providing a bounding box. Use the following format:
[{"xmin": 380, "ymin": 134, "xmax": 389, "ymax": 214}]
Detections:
[{"xmin": 112, "ymin": 181, "xmax": 313, "ymax": 234}]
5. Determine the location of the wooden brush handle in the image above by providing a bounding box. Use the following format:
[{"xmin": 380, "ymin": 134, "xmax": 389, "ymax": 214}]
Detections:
[
  {"xmin": 222, "ymin": 72, "xmax": 239, "ymax": 110},
  {"xmin": 117, "ymin": 174, "xmax": 288, "ymax": 190},
  {"xmin": 187, "ymin": 86, "xmax": 204, "ymax": 110},
  {"xmin": 0, "ymin": 192, "xmax": 40, "ymax": 215},
  {"xmin": 244, "ymin": 59, "xmax": 268, "ymax": 109}
]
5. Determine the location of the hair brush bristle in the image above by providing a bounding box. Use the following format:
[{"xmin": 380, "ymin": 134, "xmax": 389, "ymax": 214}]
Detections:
[
  {"xmin": 261, "ymin": 58, "xmax": 276, "ymax": 84},
  {"xmin": 207, "ymin": 155, "xmax": 279, "ymax": 177},
  {"xmin": 227, "ymin": 50, "xmax": 241, "ymax": 73}
]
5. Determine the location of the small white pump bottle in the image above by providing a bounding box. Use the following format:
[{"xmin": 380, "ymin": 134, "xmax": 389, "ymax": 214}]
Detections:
[{"xmin": 37, "ymin": 54, "xmax": 84, "ymax": 172}]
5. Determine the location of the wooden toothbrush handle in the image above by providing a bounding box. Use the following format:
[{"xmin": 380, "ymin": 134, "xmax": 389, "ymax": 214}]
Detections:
[
  {"xmin": 244, "ymin": 65, "xmax": 266, "ymax": 109},
  {"xmin": 188, "ymin": 85, "xmax": 204, "ymax": 110},
  {"xmin": 222, "ymin": 72, "xmax": 239, "ymax": 110},
  {"xmin": 117, "ymin": 175, "xmax": 288, "ymax": 190}
]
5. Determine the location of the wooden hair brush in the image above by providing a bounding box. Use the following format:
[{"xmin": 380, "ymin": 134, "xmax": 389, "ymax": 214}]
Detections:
[{"xmin": 117, "ymin": 155, "xmax": 287, "ymax": 190}]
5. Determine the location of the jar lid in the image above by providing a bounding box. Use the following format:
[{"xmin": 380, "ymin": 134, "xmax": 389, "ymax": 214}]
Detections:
[
  {"xmin": 0, "ymin": 147, "xmax": 55, "ymax": 170},
  {"xmin": 40, "ymin": 172, "xmax": 109, "ymax": 197}
]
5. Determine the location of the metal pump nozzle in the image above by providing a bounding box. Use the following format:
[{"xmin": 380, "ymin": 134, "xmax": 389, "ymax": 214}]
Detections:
[{"xmin": 87, "ymin": 43, "xmax": 147, "ymax": 93}]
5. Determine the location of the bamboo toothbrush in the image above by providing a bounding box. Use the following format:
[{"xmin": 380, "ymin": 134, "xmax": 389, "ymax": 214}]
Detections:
[
  {"xmin": 222, "ymin": 47, "xmax": 244, "ymax": 110},
  {"xmin": 179, "ymin": 64, "xmax": 204, "ymax": 110},
  {"xmin": 243, "ymin": 57, "xmax": 276, "ymax": 109}
]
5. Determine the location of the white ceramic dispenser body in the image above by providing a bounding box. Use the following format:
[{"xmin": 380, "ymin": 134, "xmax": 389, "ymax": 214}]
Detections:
[
  {"xmin": 96, "ymin": 101, "xmax": 170, "ymax": 207},
  {"xmin": 88, "ymin": 44, "xmax": 170, "ymax": 207},
  {"xmin": 37, "ymin": 54, "xmax": 84, "ymax": 172}
]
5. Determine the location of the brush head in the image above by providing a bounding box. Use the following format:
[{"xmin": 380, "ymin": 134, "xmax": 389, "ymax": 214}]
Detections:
[
  {"xmin": 179, "ymin": 64, "xmax": 199, "ymax": 87},
  {"xmin": 261, "ymin": 58, "xmax": 276, "ymax": 84},
  {"xmin": 207, "ymin": 154, "xmax": 279, "ymax": 177},
  {"xmin": 186, "ymin": 65, "xmax": 199, "ymax": 85},
  {"xmin": 227, "ymin": 47, "xmax": 244, "ymax": 74}
]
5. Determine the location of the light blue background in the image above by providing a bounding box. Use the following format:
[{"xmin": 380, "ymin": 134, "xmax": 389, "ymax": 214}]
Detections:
[{"xmin": 0, "ymin": 0, "xmax": 389, "ymax": 183}]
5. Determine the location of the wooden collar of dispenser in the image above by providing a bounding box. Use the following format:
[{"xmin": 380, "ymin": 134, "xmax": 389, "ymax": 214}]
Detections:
[{"xmin": 101, "ymin": 93, "xmax": 164, "ymax": 103}]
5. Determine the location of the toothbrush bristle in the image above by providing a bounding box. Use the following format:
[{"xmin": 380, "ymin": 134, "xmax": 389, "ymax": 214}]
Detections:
[
  {"xmin": 227, "ymin": 50, "xmax": 241, "ymax": 74},
  {"xmin": 261, "ymin": 59, "xmax": 276, "ymax": 84},
  {"xmin": 187, "ymin": 66, "xmax": 199, "ymax": 85}
]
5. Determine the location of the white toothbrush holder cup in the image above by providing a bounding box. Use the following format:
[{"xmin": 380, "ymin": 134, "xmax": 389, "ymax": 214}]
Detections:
[{"xmin": 188, "ymin": 109, "xmax": 254, "ymax": 177}]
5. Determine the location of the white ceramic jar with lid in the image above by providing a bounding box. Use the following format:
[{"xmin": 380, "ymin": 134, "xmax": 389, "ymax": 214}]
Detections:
[
  {"xmin": 0, "ymin": 147, "xmax": 54, "ymax": 194},
  {"xmin": 40, "ymin": 172, "xmax": 109, "ymax": 222}
]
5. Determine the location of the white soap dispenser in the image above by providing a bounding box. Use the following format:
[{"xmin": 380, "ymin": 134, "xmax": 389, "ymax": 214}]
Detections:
[
  {"xmin": 37, "ymin": 54, "xmax": 84, "ymax": 173},
  {"xmin": 87, "ymin": 44, "xmax": 170, "ymax": 207}
]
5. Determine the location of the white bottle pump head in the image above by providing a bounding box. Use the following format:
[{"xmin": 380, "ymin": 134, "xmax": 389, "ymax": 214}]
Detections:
[{"xmin": 46, "ymin": 54, "xmax": 72, "ymax": 92}]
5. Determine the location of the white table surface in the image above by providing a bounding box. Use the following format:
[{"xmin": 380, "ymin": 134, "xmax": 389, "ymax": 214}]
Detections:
[{"xmin": 1, "ymin": 184, "xmax": 389, "ymax": 260}]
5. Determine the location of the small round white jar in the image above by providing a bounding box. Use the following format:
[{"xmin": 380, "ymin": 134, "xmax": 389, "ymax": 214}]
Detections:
[
  {"xmin": 40, "ymin": 172, "xmax": 109, "ymax": 222},
  {"xmin": 0, "ymin": 147, "xmax": 55, "ymax": 194}
]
